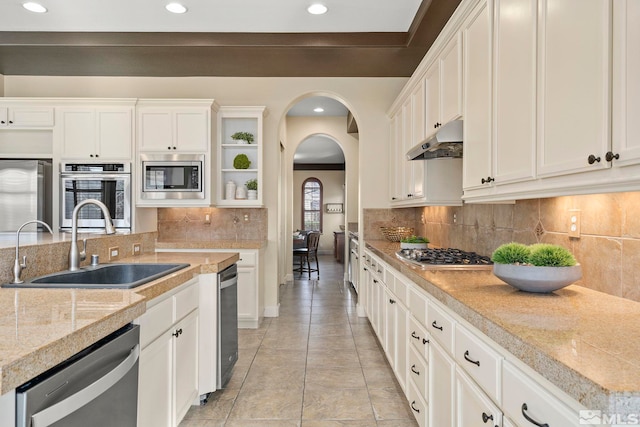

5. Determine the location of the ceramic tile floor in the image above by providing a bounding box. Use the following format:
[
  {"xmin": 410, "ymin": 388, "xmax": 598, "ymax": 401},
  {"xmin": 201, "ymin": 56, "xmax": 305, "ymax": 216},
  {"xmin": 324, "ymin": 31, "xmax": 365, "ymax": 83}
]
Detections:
[{"xmin": 179, "ymin": 255, "xmax": 418, "ymax": 427}]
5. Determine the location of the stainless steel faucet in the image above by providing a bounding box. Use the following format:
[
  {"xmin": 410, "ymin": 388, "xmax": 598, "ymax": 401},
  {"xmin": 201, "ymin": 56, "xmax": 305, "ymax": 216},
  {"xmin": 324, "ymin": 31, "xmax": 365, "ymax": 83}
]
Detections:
[
  {"xmin": 12, "ymin": 220, "xmax": 54, "ymax": 284},
  {"xmin": 69, "ymin": 199, "xmax": 116, "ymax": 271}
]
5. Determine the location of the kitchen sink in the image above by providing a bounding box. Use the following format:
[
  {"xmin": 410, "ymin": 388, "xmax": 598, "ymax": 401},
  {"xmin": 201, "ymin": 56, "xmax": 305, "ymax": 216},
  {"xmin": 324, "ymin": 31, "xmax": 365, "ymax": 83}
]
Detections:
[{"xmin": 2, "ymin": 263, "xmax": 190, "ymax": 289}]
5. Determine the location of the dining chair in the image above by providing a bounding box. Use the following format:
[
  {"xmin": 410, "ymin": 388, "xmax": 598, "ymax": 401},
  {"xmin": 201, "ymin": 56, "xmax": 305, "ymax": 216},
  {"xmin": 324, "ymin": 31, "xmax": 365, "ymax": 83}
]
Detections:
[{"xmin": 293, "ymin": 231, "xmax": 320, "ymax": 279}]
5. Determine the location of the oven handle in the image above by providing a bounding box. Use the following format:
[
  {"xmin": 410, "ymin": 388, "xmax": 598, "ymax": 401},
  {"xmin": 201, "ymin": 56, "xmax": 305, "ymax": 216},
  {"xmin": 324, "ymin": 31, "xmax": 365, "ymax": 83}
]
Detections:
[
  {"xmin": 30, "ymin": 344, "xmax": 139, "ymax": 427},
  {"xmin": 61, "ymin": 173, "xmax": 130, "ymax": 180}
]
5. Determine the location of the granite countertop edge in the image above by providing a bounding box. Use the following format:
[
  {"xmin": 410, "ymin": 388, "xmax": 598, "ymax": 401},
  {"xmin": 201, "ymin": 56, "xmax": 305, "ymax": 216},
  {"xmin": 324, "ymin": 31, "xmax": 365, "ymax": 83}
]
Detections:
[
  {"xmin": 0, "ymin": 251, "xmax": 239, "ymax": 394},
  {"xmin": 365, "ymin": 240, "xmax": 640, "ymax": 413}
]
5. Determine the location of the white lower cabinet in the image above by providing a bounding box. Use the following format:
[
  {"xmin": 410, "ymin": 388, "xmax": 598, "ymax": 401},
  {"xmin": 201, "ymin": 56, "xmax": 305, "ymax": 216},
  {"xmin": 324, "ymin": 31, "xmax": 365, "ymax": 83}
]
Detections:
[
  {"xmin": 0, "ymin": 390, "xmax": 15, "ymax": 426},
  {"xmin": 456, "ymin": 367, "xmax": 502, "ymax": 427},
  {"xmin": 502, "ymin": 361, "xmax": 581, "ymax": 427},
  {"xmin": 429, "ymin": 339, "xmax": 456, "ymax": 427},
  {"xmin": 236, "ymin": 251, "xmax": 262, "ymax": 328},
  {"xmin": 137, "ymin": 277, "xmax": 199, "ymax": 427},
  {"xmin": 363, "ymin": 244, "xmax": 587, "ymax": 427},
  {"xmin": 408, "ymin": 378, "xmax": 429, "ymax": 427}
]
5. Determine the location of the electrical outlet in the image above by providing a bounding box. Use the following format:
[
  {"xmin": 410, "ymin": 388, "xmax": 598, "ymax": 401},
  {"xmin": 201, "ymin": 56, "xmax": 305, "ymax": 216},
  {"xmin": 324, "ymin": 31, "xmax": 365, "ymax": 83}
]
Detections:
[
  {"xmin": 204, "ymin": 214, "xmax": 211, "ymax": 225},
  {"xmin": 109, "ymin": 246, "xmax": 120, "ymax": 261},
  {"xmin": 132, "ymin": 243, "xmax": 141, "ymax": 256},
  {"xmin": 568, "ymin": 209, "xmax": 581, "ymax": 238},
  {"xmin": 244, "ymin": 214, "xmax": 249, "ymax": 221}
]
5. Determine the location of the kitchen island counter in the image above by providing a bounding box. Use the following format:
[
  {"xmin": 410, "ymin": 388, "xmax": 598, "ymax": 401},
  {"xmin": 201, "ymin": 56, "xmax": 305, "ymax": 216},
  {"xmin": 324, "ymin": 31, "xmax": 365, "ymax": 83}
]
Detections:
[
  {"xmin": 0, "ymin": 251, "xmax": 238, "ymax": 394},
  {"xmin": 366, "ymin": 239, "xmax": 640, "ymax": 415}
]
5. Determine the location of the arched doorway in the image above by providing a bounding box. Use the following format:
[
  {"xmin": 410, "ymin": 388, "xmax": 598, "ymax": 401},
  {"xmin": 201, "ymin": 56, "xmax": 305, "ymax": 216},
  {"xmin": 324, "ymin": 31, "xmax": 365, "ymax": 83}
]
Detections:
[{"xmin": 278, "ymin": 94, "xmax": 359, "ymax": 285}]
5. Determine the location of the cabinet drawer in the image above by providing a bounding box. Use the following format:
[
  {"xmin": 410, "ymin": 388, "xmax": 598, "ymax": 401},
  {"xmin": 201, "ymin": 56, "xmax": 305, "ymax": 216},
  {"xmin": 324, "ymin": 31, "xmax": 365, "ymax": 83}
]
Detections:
[
  {"xmin": 408, "ymin": 345, "xmax": 428, "ymax": 398},
  {"xmin": 427, "ymin": 300, "xmax": 454, "ymax": 354},
  {"xmin": 454, "ymin": 324, "xmax": 502, "ymax": 403},
  {"xmin": 139, "ymin": 297, "xmax": 173, "ymax": 348},
  {"xmin": 503, "ymin": 361, "xmax": 579, "ymax": 427},
  {"xmin": 409, "ymin": 315, "xmax": 429, "ymax": 357},
  {"xmin": 174, "ymin": 280, "xmax": 199, "ymax": 321},
  {"xmin": 237, "ymin": 252, "xmax": 256, "ymax": 267},
  {"xmin": 408, "ymin": 379, "xmax": 428, "ymax": 427},
  {"xmin": 409, "ymin": 286, "xmax": 428, "ymax": 327}
]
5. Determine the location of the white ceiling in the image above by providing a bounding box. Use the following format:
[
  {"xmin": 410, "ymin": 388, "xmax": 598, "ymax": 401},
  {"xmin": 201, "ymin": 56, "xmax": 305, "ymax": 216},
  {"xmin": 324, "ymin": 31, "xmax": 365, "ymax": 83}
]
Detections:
[
  {"xmin": 289, "ymin": 96, "xmax": 349, "ymax": 164},
  {"xmin": 287, "ymin": 96, "xmax": 349, "ymax": 117},
  {"xmin": 0, "ymin": 0, "xmax": 423, "ymax": 33}
]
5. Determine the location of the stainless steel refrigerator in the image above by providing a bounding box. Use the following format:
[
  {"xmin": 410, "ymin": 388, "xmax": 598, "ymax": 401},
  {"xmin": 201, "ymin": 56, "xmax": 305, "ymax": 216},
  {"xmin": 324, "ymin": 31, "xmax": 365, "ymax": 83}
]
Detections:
[{"xmin": 0, "ymin": 159, "xmax": 52, "ymax": 232}]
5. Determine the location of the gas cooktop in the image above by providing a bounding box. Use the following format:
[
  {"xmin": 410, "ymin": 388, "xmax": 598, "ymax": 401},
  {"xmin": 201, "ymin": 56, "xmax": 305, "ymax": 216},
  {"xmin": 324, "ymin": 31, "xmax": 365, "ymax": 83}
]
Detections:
[{"xmin": 396, "ymin": 247, "xmax": 493, "ymax": 270}]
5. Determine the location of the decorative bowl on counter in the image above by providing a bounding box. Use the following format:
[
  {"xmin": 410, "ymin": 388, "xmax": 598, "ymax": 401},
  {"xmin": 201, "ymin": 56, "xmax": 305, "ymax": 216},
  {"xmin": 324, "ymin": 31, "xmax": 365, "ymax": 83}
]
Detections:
[
  {"xmin": 493, "ymin": 263, "xmax": 582, "ymax": 293},
  {"xmin": 380, "ymin": 226, "xmax": 414, "ymax": 242}
]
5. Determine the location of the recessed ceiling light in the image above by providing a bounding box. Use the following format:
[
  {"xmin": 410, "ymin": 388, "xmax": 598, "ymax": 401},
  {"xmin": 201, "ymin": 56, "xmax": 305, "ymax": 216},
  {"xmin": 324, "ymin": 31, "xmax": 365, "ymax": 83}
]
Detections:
[
  {"xmin": 23, "ymin": 2, "xmax": 47, "ymax": 13},
  {"xmin": 307, "ymin": 4, "xmax": 328, "ymax": 15},
  {"xmin": 165, "ymin": 3, "xmax": 187, "ymax": 14},
  {"xmin": 313, "ymin": 107, "xmax": 325, "ymax": 113}
]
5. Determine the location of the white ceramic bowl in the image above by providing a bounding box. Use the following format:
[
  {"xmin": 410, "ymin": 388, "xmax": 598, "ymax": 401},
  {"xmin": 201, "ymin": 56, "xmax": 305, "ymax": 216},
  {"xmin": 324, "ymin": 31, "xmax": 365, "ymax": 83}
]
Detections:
[
  {"xmin": 493, "ymin": 263, "xmax": 582, "ymax": 293},
  {"xmin": 400, "ymin": 242, "xmax": 428, "ymax": 250}
]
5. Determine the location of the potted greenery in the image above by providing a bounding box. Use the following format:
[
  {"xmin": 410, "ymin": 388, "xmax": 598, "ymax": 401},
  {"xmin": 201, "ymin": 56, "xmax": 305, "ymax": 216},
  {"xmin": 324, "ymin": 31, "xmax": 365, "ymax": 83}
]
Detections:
[
  {"xmin": 233, "ymin": 154, "xmax": 251, "ymax": 169},
  {"xmin": 231, "ymin": 131, "xmax": 254, "ymax": 144},
  {"xmin": 491, "ymin": 242, "xmax": 582, "ymax": 293},
  {"xmin": 245, "ymin": 178, "xmax": 258, "ymax": 200},
  {"xmin": 400, "ymin": 235, "xmax": 430, "ymax": 249}
]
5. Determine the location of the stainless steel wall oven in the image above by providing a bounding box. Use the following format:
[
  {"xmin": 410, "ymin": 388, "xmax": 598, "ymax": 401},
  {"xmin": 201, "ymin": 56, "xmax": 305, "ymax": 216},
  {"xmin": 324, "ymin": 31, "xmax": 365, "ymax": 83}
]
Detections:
[{"xmin": 60, "ymin": 162, "xmax": 131, "ymax": 231}]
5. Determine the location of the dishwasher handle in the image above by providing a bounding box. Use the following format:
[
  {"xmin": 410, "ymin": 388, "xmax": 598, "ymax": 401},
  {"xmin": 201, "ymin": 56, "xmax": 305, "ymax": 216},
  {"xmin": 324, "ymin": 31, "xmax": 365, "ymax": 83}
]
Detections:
[{"xmin": 31, "ymin": 344, "xmax": 140, "ymax": 427}]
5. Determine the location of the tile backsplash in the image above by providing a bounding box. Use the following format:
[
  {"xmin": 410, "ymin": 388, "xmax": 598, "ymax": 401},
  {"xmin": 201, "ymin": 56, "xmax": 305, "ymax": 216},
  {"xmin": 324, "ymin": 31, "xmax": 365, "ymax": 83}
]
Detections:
[
  {"xmin": 364, "ymin": 192, "xmax": 640, "ymax": 302},
  {"xmin": 157, "ymin": 208, "xmax": 267, "ymax": 242}
]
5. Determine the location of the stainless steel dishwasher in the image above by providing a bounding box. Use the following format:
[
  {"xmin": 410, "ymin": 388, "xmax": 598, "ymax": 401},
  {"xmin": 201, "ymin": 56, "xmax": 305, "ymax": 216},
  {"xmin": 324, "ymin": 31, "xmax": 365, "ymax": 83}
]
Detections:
[
  {"xmin": 218, "ymin": 263, "xmax": 238, "ymax": 389},
  {"xmin": 15, "ymin": 323, "xmax": 139, "ymax": 427}
]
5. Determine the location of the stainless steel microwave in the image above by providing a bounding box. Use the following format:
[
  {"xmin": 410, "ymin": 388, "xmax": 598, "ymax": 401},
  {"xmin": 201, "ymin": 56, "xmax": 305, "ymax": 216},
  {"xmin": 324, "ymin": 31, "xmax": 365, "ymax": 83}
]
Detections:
[{"xmin": 140, "ymin": 153, "xmax": 204, "ymax": 200}]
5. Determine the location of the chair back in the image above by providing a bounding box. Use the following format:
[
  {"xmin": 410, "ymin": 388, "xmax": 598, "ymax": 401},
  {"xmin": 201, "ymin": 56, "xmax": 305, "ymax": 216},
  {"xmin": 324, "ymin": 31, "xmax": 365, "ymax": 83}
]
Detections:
[{"xmin": 307, "ymin": 232, "xmax": 321, "ymax": 254}]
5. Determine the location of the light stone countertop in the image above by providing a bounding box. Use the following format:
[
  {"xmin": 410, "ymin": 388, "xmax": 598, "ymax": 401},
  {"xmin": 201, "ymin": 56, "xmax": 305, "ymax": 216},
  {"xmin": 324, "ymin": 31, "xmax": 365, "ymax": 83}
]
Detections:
[
  {"xmin": 365, "ymin": 240, "xmax": 640, "ymax": 415},
  {"xmin": 155, "ymin": 239, "xmax": 267, "ymax": 250},
  {"xmin": 0, "ymin": 251, "xmax": 239, "ymax": 394}
]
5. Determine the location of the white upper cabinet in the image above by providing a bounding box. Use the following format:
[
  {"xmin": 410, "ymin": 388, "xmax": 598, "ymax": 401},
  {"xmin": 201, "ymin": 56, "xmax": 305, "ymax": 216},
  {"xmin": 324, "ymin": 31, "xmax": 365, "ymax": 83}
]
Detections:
[
  {"xmin": 0, "ymin": 104, "xmax": 54, "ymax": 128},
  {"xmin": 536, "ymin": 0, "xmax": 611, "ymax": 177},
  {"xmin": 137, "ymin": 100, "xmax": 214, "ymax": 153},
  {"xmin": 493, "ymin": 0, "xmax": 537, "ymax": 185},
  {"xmin": 425, "ymin": 35, "xmax": 462, "ymax": 140},
  {"xmin": 57, "ymin": 101, "xmax": 135, "ymax": 161},
  {"xmin": 612, "ymin": 0, "xmax": 640, "ymax": 168},
  {"xmin": 462, "ymin": 0, "xmax": 493, "ymax": 191}
]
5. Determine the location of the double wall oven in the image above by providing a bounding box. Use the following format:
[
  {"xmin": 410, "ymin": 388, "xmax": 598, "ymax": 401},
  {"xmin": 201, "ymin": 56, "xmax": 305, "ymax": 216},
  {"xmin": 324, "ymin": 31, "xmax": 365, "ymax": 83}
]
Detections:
[{"xmin": 60, "ymin": 162, "xmax": 131, "ymax": 231}]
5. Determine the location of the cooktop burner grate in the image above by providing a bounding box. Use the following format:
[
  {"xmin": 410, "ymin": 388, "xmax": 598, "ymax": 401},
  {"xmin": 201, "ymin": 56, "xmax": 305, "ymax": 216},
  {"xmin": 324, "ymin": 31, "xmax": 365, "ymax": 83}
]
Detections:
[{"xmin": 396, "ymin": 248, "xmax": 493, "ymax": 270}]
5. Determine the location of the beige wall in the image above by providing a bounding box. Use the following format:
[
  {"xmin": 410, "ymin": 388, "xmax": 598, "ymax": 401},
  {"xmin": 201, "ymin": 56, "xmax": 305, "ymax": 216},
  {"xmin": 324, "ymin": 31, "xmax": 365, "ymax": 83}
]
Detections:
[
  {"xmin": 364, "ymin": 191, "xmax": 640, "ymax": 302},
  {"xmin": 3, "ymin": 75, "xmax": 405, "ymax": 315},
  {"xmin": 293, "ymin": 169, "xmax": 345, "ymax": 255}
]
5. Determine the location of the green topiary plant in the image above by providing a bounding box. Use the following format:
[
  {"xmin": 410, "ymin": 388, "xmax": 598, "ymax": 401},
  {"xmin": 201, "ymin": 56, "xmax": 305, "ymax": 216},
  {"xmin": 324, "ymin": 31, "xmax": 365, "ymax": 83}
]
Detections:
[
  {"xmin": 231, "ymin": 131, "xmax": 254, "ymax": 144},
  {"xmin": 233, "ymin": 154, "xmax": 251, "ymax": 169},
  {"xmin": 527, "ymin": 244, "xmax": 577, "ymax": 267},
  {"xmin": 245, "ymin": 178, "xmax": 258, "ymax": 190},
  {"xmin": 491, "ymin": 242, "xmax": 531, "ymax": 265}
]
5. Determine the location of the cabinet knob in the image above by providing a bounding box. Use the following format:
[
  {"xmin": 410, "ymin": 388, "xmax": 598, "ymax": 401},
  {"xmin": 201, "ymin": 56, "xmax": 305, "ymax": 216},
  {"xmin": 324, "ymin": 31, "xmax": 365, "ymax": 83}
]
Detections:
[
  {"xmin": 606, "ymin": 151, "xmax": 620, "ymax": 162},
  {"xmin": 389, "ymin": 299, "xmax": 396, "ymax": 304},
  {"xmin": 0, "ymin": 120, "xmax": 5, "ymax": 124},
  {"xmin": 95, "ymin": 154, "xmax": 99, "ymax": 158},
  {"xmin": 587, "ymin": 154, "xmax": 601, "ymax": 164},
  {"xmin": 8, "ymin": 120, "xmax": 13, "ymax": 124},
  {"xmin": 407, "ymin": 193, "xmax": 413, "ymax": 198},
  {"xmin": 481, "ymin": 177, "xmax": 494, "ymax": 184},
  {"xmin": 89, "ymin": 154, "xmax": 94, "ymax": 157},
  {"xmin": 167, "ymin": 146, "xmax": 172, "ymax": 150},
  {"xmin": 173, "ymin": 146, "xmax": 177, "ymax": 150},
  {"xmin": 172, "ymin": 328, "xmax": 183, "ymax": 337},
  {"xmin": 482, "ymin": 412, "xmax": 494, "ymax": 423}
]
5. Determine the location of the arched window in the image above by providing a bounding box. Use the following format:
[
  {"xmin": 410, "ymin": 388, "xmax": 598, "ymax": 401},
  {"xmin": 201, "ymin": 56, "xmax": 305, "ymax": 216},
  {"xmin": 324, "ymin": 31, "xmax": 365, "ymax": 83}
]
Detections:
[{"xmin": 302, "ymin": 178, "xmax": 323, "ymax": 232}]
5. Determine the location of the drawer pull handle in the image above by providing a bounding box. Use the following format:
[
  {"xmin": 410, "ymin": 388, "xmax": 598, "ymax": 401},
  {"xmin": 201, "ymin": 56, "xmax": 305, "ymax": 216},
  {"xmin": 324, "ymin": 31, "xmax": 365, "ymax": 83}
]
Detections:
[
  {"xmin": 172, "ymin": 328, "xmax": 183, "ymax": 337},
  {"xmin": 411, "ymin": 331, "xmax": 421, "ymax": 340},
  {"xmin": 389, "ymin": 299, "xmax": 396, "ymax": 304},
  {"xmin": 411, "ymin": 364, "xmax": 420, "ymax": 375},
  {"xmin": 373, "ymin": 279, "xmax": 378, "ymax": 284},
  {"xmin": 410, "ymin": 401, "xmax": 420, "ymax": 414},
  {"xmin": 423, "ymin": 338, "xmax": 429, "ymax": 345},
  {"xmin": 363, "ymin": 267, "xmax": 368, "ymax": 271},
  {"xmin": 431, "ymin": 320, "xmax": 443, "ymax": 331},
  {"xmin": 482, "ymin": 412, "xmax": 493, "ymax": 423},
  {"xmin": 521, "ymin": 403, "xmax": 549, "ymax": 427},
  {"xmin": 464, "ymin": 350, "xmax": 480, "ymax": 367}
]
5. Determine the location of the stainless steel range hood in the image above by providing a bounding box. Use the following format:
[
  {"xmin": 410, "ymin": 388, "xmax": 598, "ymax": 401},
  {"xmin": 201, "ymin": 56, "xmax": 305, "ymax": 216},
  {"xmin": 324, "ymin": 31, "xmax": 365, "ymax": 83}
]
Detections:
[{"xmin": 406, "ymin": 119, "xmax": 463, "ymax": 160}]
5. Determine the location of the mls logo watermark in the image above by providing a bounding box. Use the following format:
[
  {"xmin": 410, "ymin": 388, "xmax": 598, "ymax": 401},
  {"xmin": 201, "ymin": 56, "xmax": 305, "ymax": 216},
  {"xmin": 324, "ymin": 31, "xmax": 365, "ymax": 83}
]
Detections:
[{"xmin": 580, "ymin": 410, "xmax": 640, "ymax": 425}]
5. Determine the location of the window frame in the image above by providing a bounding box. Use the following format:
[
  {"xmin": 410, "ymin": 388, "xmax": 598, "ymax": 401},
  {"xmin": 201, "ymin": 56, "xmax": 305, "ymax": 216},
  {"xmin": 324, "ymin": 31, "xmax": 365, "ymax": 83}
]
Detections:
[{"xmin": 301, "ymin": 177, "xmax": 323, "ymax": 232}]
